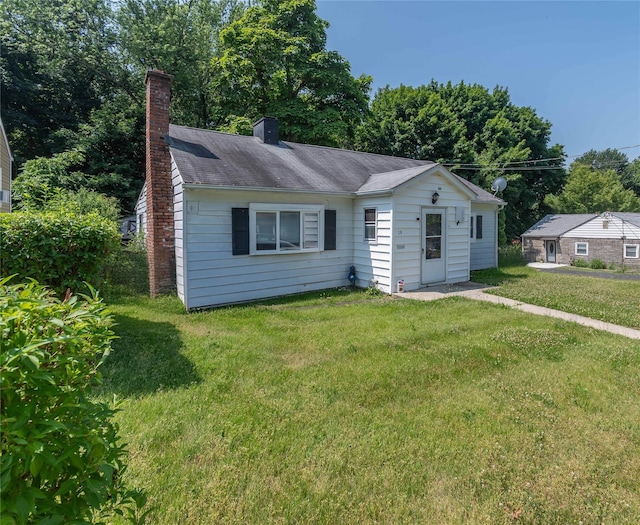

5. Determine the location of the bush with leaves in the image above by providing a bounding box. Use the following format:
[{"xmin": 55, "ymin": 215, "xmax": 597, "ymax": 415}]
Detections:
[
  {"xmin": 0, "ymin": 279, "xmax": 148, "ymax": 524},
  {"xmin": 0, "ymin": 211, "xmax": 120, "ymax": 296}
]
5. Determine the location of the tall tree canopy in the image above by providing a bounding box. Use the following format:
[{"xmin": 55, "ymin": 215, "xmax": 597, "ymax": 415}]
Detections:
[
  {"xmin": 118, "ymin": 0, "xmax": 243, "ymax": 127},
  {"xmin": 209, "ymin": 0, "xmax": 372, "ymax": 147},
  {"xmin": 545, "ymin": 163, "xmax": 640, "ymax": 213},
  {"xmin": 0, "ymin": 0, "xmax": 124, "ymax": 163},
  {"xmin": 1, "ymin": 0, "xmax": 243, "ymax": 212},
  {"xmin": 354, "ymin": 82, "xmax": 566, "ymax": 240},
  {"xmin": 572, "ymin": 148, "xmax": 640, "ymax": 197}
]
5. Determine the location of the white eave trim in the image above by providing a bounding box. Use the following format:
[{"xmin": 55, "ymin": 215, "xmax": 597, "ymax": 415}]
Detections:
[{"xmin": 182, "ymin": 183, "xmax": 352, "ymax": 197}]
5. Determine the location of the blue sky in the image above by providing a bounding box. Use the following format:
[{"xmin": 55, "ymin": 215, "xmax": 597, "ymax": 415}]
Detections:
[{"xmin": 316, "ymin": 0, "xmax": 640, "ymax": 163}]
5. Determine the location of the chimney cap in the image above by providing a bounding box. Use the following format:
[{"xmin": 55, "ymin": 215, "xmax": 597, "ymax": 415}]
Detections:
[{"xmin": 145, "ymin": 69, "xmax": 174, "ymax": 85}]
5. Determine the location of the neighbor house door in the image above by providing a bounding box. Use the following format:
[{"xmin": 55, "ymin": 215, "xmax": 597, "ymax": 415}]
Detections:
[
  {"xmin": 421, "ymin": 208, "xmax": 446, "ymax": 284},
  {"xmin": 546, "ymin": 240, "xmax": 556, "ymax": 263}
]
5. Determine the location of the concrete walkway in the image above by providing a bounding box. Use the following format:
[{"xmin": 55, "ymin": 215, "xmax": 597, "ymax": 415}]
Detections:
[{"xmin": 394, "ymin": 282, "xmax": 640, "ymax": 341}]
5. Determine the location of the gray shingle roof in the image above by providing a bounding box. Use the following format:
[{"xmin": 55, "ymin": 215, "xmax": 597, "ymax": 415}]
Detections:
[
  {"xmin": 521, "ymin": 214, "xmax": 596, "ymax": 237},
  {"xmin": 167, "ymin": 124, "xmax": 503, "ymax": 204}
]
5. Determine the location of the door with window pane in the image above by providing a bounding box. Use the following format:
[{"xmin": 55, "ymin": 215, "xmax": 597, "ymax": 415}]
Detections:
[{"xmin": 421, "ymin": 208, "xmax": 446, "ymax": 284}]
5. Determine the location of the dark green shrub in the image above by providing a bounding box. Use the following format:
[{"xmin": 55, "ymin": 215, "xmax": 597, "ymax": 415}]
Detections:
[
  {"xmin": 103, "ymin": 235, "xmax": 150, "ymax": 297},
  {"xmin": 0, "ymin": 279, "xmax": 147, "ymax": 524},
  {"xmin": 498, "ymin": 243, "xmax": 524, "ymax": 267},
  {"xmin": 589, "ymin": 258, "xmax": 606, "ymax": 270},
  {"xmin": 571, "ymin": 258, "xmax": 589, "ymax": 268},
  {"xmin": 0, "ymin": 211, "xmax": 120, "ymax": 296}
]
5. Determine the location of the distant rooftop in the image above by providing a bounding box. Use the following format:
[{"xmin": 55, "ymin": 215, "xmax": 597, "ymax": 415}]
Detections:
[{"xmin": 522, "ymin": 214, "xmax": 596, "ymax": 237}]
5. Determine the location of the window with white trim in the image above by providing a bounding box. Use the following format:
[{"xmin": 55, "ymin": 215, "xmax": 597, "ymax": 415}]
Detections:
[
  {"xmin": 249, "ymin": 204, "xmax": 323, "ymax": 255},
  {"xmin": 575, "ymin": 242, "xmax": 588, "ymax": 256},
  {"xmin": 364, "ymin": 208, "xmax": 377, "ymax": 241},
  {"xmin": 624, "ymin": 244, "xmax": 639, "ymax": 258}
]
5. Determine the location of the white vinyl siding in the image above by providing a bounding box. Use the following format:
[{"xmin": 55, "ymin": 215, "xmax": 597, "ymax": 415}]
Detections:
[
  {"xmin": 172, "ymin": 158, "xmax": 185, "ymax": 303},
  {"xmin": 354, "ymin": 201, "xmax": 391, "ymax": 291},
  {"xmin": 135, "ymin": 184, "xmax": 147, "ymax": 236},
  {"xmin": 183, "ymin": 189, "xmax": 353, "ymax": 309},
  {"xmin": 470, "ymin": 204, "xmax": 498, "ymax": 270},
  {"xmin": 391, "ymin": 171, "xmax": 474, "ymax": 291},
  {"xmin": 564, "ymin": 215, "xmax": 640, "ymax": 240}
]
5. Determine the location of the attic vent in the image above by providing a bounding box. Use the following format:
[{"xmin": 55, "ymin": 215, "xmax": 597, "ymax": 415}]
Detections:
[
  {"xmin": 603, "ymin": 220, "xmax": 609, "ymax": 229},
  {"xmin": 253, "ymin": 117, "xmax": 279, "ymax": 145}
]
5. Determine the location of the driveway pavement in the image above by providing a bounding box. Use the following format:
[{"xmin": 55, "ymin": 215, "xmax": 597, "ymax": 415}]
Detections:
[{"xmin": 394, "ymin": 282, "xmax": 640, "ymax": 341}]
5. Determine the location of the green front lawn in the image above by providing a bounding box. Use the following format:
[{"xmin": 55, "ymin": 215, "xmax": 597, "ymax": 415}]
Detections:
[
  {"xmin": 472, "ymin": 264, "xmax": 640, "ymax": 329},
  {"xmin": 98, "ymin": 291, "xmax": 640, "ymax": 524}
]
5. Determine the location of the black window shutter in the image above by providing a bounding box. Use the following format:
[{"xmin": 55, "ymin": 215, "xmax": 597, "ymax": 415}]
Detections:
[
  {"xmin": 232, "ymin": 208, "xmax": 249, "ymax": 255},
  {"xmin": 476, "ymin": 215, "xmax": 483, "ymax": 240},
  {"xmin": 324, "ymin": 210, "xmax": 336, "ymax": 251}
]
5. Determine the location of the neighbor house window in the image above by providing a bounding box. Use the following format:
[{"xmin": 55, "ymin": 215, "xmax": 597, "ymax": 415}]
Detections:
[
  {"xmin": 575, "ymin": 242, "xmax": 588, "ymax": 256},
  {"xmin": 364, "ymin": 208, "xmax": 377, "ymax": 241},
  {"xmin": 624, "ymin": 244, "xmax": 639, "ymax": 258},
  {"xmin": 470, "ymin": 214, "xmax": 483, "ymax": 241}
]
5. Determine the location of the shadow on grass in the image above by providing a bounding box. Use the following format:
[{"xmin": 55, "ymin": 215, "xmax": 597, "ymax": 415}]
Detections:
[{"xmin": 98, "ymin": 313, "xmax": 201, "ymax": 398}]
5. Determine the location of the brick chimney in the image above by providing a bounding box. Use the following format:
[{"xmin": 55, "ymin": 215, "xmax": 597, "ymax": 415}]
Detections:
[{"xmin": 145, "ymin": 69, "xmax": 175, "ymax": 296}]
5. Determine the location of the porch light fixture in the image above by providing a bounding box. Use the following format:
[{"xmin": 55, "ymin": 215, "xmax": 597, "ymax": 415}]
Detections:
[{"xmin": 431, "ymin": 191, "xmax": 439, "ymax": 204}]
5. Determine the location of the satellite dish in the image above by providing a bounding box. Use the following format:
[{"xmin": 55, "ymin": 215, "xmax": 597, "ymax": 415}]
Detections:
[{"xmin": 491, "ymin": 176, "xmax": 507, "ymax": 194}]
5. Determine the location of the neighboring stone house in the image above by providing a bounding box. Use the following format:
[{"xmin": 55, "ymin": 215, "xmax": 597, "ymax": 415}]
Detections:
[
  {"xmin": 138, "ymin": 70, "xmax": 505, "ymax": 309},
  {"xmin": 0, "ymin": 118, "xmax": 13, "ymax": 213},
  {"xmin": 522, "ymin": 213, "xmax": 640, "ymax": 270}
]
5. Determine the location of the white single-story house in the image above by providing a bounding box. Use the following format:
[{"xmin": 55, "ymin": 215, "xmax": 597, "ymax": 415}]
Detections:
[
  {"xmin": 139, "ymin": 70, "xmax": 505, "ymax": 309},
  {"xmin": 521, "ymin": 212, "xmax": 640, "ymax": 269}
]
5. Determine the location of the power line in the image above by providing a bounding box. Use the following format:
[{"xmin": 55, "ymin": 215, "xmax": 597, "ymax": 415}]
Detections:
[{"xmin": 440, "ymin": 143, "xmax": 640, "ymax": 170}]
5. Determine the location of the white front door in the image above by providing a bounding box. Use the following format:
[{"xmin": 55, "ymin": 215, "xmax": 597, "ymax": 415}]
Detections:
[
  {"xmin": 421, "ymin": 208, "xmax": 446, "ymax": 284},
  {"xmin": 546, "ymin": 240, "xmax": 556, "ymax": 263}
]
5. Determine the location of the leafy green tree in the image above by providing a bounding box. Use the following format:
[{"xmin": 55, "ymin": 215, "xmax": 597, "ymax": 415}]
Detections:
[
  {"xmin": 573, "ymin": 148, "xmax": 629, "ymax": 174},
  {"xmin": 12, "ymin": 151, "xmax": 123, "ymax": 220},
  {"xmin": 355, "ymin": 81, "xmax": 566, "ymax": 241},
  {"xmin": 545, "ymin": 163, "xmax": 640, "ymax": 213},
  {"xmin": 0, "ymin": 0, "xmax": 125, "ymax": 164},
  {"xmin": 118, "ymin": 0, "xmax": 243, "ymax": 127},
  {"xmin": 621, "ymin": 156, "xmax": 640, "ymax": 196},
  {"xmin": 46, "ymin": 188, "xmax": 122, "ymax": 222},
  {"xmin": 12, "ymin": 151, "xmax": 88, "ymax": 210},
  {"xmin": 209, "ymin": 0, "xmax": 372, "ymax": 147}
]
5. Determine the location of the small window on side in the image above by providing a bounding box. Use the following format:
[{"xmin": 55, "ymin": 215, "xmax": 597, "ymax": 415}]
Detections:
[
  {"xmin": 624, "ymin": 244, "xmax": 639, "ymax": 258},
  {"xmin": 364, "ymin": 208, "xmax": 377, "ymax": 241},
  {"xmin": 575, "ymin": 242, "xmax": 588, "ymax": 256}
]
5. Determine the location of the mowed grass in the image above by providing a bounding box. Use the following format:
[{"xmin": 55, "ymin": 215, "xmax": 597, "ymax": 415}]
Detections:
[
  {"xmin": 96, "ymin": 291, "xmax": 640, "ymax": 524},
  {"xmin": 471, "ymin": 264, "xmax": 640, "ymax": 329}
]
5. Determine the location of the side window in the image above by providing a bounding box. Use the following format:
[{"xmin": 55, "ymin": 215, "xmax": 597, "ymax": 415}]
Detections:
[
  {"xmin": 470, "ymin": 215, "xmax": 483, "ymax": 241},
  {"xmin": 624, "ymin": 244, "xmax": 639, "ymax": 258},
  {"xmin": 575, "ymin": 242, "xmax": 588, "ymax": 256},
  {"xmin": 364, "ymin": 208, "xmax": 377, "ymax": 241}
]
